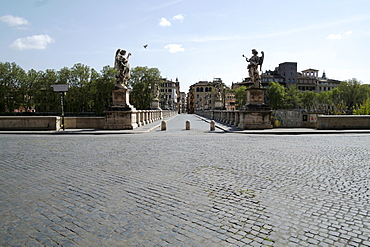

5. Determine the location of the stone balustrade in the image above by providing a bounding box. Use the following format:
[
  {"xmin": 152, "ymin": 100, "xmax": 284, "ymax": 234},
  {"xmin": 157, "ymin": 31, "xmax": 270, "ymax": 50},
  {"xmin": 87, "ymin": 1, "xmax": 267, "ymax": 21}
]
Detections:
[
  {"xmin": 196, "ymin": 110, "xmax": 370, "ymax": 129},
  {"xmin": 135, "ymin": 110, "xmax": 176, "ymax": 127},
  {"xmin": 0, "ymin": 110, "xmax": 177, "ymax": 131},
  {"xmin": 196, "ymin": 110, "xmax": 244, "ymax": 128}
]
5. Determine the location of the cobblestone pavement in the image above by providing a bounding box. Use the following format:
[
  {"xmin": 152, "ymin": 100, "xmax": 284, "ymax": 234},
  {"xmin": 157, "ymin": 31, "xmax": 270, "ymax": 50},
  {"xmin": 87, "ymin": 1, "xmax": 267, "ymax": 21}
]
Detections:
[{"xmin": 1, "ymin": 115, "xmax": 370, "ymax": 246}]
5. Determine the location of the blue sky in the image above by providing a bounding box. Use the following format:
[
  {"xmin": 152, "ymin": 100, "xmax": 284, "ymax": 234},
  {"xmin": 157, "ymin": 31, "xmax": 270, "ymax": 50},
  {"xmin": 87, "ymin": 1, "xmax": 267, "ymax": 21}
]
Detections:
[{"xmin": 1, "ymin": 0, "xmax": 370, "ymax": 92}]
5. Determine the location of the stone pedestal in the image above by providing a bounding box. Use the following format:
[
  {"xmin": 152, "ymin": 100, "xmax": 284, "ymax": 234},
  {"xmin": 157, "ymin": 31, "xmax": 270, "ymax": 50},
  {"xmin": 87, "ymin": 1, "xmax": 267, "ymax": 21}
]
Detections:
[
  {"xmin": 104, "ymin": 87, "xmax": 138, "ymax": 130},
  {"xmin": 111, "ymin": 87, "xmax": 136, "ymax": 111},
  {"xmin": 246, "ymin": 88, "xmax": 265, "ymax": 105},
  {"xmin": 239, "ymin": 88, "xmax": 272, "ymax": 129},
  {"xmin": 104, "ymin": 110, "xmax": 138, "ymax": 130},
  {"xmin": 214, "ymin": 100, "xmax": 223, "ymax": 110},
  {"xmin": 238, "ymin": 111, "xmax": 273, "ymax": 129},
  {"xmin": 151, "ymin": 98, "xmax": 161, "ymax": 110}
]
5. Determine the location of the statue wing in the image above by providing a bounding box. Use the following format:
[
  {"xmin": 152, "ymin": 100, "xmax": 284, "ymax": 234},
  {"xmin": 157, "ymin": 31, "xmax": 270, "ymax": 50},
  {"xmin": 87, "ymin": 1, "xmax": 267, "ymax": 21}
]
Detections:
[
  {"xmin": 114, "ymin": 49, "xmax": 121, "ymax": 70},
  {"xmin": 258, "ymin": 51, "xmax": 264, "ymax": 71}
]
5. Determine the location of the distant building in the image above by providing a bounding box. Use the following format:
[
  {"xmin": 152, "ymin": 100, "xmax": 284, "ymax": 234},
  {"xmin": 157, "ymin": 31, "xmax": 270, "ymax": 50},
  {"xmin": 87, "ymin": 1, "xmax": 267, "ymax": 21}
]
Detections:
[
  {"xmin": 296, "ymin": 69, "xmax": 342, "ymax": 92},
  {"xmin": 179, "ymin": 92, "xmax": 187, "ymax": 113},
  {"xmin": 187, "ymin": 78, "xmax": 226, "ymax": 113},
  {"xmin": 232, "ymin": 62, "xmax": 340, "ymax": 92},
  {"xmin": 296, "ymin": 69, "xmax": 318, "ymax": 92},
  {"xmin": 225, "ymin": 92, "xmax": 236, "ymax": 111},
  {"xmin": 159, "ymin": 78, "xmax": 180, "ymax": 111}
]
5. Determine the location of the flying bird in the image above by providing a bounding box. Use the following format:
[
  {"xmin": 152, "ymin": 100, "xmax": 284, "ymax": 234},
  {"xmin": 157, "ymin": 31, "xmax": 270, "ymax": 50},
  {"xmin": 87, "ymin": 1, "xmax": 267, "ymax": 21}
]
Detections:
[{"xmin": 143, "ymin": 44, "xmax": 148, "ymax": 49}]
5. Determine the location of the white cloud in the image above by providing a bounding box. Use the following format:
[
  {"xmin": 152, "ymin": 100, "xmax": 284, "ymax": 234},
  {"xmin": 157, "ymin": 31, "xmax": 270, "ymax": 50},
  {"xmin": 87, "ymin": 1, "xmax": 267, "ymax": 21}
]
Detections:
[
  {"xmin": 0, "ymin": 15, "xmax": 29, "ymax": 26},
  {"xmin": 345, "ymin": 30, "xmax": 353, "ymax": 36},
  {"xmin": 326, "ymin": 34, "xmax": 342, "ymax": 40},
  {"xmin": 10, "ymin": 34, "xmax": 55, "ymax": 50},
  {"xmin": 173, "ymin": 14, "xmax": 184, "ymax": 22},
  {"xmin": 164, "ymin": 44, "xmax": 184, "ymax": 53},
  {"xmin": 159, "ymin": 17, "xmax": 171, "ymax": 27}
]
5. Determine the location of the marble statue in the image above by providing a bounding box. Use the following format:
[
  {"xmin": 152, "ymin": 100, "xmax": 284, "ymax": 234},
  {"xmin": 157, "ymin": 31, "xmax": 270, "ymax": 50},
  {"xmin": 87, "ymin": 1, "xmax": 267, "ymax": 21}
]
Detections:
[
  {"xmin": 114, "ymin": 49, "xmax": 131, "ymax": 88},
  {"xmin": 243, "ymin": 49, "xmax": 264, "ymax": 88}
]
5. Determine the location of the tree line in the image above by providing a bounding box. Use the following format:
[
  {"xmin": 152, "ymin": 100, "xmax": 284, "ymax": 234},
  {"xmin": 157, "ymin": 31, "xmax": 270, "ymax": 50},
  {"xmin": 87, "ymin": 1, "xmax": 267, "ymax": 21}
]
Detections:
[
  {"xmin": 2, "ymin": 61, "xmax": 369, "ymax": 115},
  {"xmin": 234, "ymin": 80, "xmax": 370, "ymax": 115},
  {"xmin": 0, "ymin": 62, "xmax": 160, "ymax": 115}
]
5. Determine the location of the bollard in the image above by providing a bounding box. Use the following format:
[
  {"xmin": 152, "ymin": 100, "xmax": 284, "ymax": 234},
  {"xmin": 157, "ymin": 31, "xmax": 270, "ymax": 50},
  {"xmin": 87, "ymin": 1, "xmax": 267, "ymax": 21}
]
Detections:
[
  {"xmin": 161, "ymin": 120, "xmax": 167, "ymax": 131},
  {"xmin": 185, "ymin": 120, "xmax": 190, "ymax": 130},
  {"xmin": 210, "ymin": 120, "xmax": 215, "ymax": 131}
]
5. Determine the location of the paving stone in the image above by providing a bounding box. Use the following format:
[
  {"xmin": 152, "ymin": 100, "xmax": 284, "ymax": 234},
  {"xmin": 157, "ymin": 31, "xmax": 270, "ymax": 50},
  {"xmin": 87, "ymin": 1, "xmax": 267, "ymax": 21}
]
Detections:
[{"xmin": 1, "ymin": 122, "xmax": 370, "ymax": 246}]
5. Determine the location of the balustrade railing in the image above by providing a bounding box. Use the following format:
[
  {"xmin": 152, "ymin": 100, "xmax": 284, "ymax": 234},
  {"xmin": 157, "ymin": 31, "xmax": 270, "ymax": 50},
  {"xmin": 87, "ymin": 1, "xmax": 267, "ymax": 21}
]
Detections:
[
  {"xmin": 135, "ymin": 110, "xmax": 177, "ymax": 127},
  {"xmin": 196, "ymin": 110, "xmax": 241, "ymax": 128}
]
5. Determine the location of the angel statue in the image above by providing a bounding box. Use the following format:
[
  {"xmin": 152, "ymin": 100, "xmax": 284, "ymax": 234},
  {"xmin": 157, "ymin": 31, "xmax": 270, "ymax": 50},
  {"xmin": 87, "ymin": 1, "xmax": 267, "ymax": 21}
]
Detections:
[
  {"xmin": 114, "ymin": 49, "xmax": 131, "ymax": 88},
  {"xmin": 243, "ymin": 49, "xmax": 264, "ymax": 88}
]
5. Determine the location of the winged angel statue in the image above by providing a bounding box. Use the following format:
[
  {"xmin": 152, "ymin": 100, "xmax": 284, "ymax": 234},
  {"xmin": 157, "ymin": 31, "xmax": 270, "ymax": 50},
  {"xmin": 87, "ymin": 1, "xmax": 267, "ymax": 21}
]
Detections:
[
  {"xmin": 114, "ymin": 49, "xmax": 131, "ymax": 88},
  {"xmin": 243, "ymin": 49, "xmax": 264, "ymax": 88}
]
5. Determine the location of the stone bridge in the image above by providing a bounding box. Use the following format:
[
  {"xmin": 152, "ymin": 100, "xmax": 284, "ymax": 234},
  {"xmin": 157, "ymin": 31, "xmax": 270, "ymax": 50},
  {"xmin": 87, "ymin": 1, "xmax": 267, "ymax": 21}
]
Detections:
[{"xmin": 1, "ymin": 114, "xmax": 370, "ymax": 246}]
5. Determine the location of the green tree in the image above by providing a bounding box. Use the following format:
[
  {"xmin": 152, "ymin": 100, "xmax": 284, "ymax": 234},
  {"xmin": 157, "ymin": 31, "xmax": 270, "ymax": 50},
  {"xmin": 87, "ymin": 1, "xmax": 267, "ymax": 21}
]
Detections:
[
  {"xmin": 333, "ymin": 79, "xmax": 368, "ymax": 113},
  {"xmin": 128, "ymin": 66, "xmax": 161, "ymax": 110},
  {"xmin": 267, "ymin": 81, "xmax": 287, "ymax": 110},
  {"xmin": 92, "ymin": 65, "xmax": 116, "ymax": 115},
  {"xmin": 234, "ymin": 86, "xmax": 247, "ymax": 109},
  {"xmin": 0, "ymin": 62, "xmax": 13, "ymax": 112},
  {"xmin": 61, "ymin": 63, "xmax": 98, "ymax": 113},
  {"xmin": 33, "ymin": 69, "xmax": 59, "ymax": 112},
  {"xmin": 353, "ymin": 98, "xmax": 370, "ymax": 115},
  {"xmin": 285, "ymin": 85, "xmax": 300, "ymax": 109},
  {"xmin": 317, "ymin": 91, "xmax": 332, "ymax": 112},
  {"xmin": 299, "ymin": 91, "xmax": 318, "ymax": 111},
  {"xmin": 0, "ymin": 62, "xmax": 27, "ymax": 112},
  {"xmin": 66, "ymin": 63, "xmax": 91, "ymax": 112}
]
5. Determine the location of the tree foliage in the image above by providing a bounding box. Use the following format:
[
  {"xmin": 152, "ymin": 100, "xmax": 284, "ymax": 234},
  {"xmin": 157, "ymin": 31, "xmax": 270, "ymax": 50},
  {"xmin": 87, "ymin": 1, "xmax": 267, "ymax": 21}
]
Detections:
[
  {"xmin": 128, "ymin": 66, "xmax": 161, "ymax": 110},
  {"xmin": 0, "ymin": 62, "xmax": 162, "ymax": 114},
  {"xmin": 267, "ymin": 81, "xmax": 288, "ymax": 110},
  {"xmin": 353, "ymin": 98, "xmax": 370, "ymax": 115},
  {"xmin": 263, "ymin": 79, "xmax": 370, "ymax": 114},
  {"xmin": 234, "ymin": 86, "xmax": 247, "ymax": 109},
  {"xmin": 0, "ymin": 62, "xmax": 116, "ymax": 115}
]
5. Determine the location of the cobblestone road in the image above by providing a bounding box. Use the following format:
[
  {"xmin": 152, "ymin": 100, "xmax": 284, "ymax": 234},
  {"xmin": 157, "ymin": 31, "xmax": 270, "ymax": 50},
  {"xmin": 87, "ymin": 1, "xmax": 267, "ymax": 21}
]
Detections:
[{"xmin": 1, "ymin": 115, "xmax": 370, "ymax": 246}]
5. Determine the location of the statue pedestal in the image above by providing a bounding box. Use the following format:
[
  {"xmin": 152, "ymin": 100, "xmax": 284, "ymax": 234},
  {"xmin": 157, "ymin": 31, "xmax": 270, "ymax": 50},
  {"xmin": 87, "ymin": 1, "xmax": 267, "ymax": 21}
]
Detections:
[
  {"xmin": 238, "ymin": 110, "xmax": 273, "ymax": 129},
  {"xmin": 104, "ymin": 87, "xmax": 138, "ymax": 130},
  {"xmin": 246, "ymin": 88, "xmax": 265, "ymax": 105},
  {"xmin": 238, "ymin": 88, "xmax": 272, "ymax": 129},
  {"xmin": 214, "ymin": 100, "xmax": 223, "ymax": 110},
  {"xmin": 151, "ymin": 98, "xmax": 161, "ymax": 110},
  {"xmin": 111, "ymin": 87, "xmax": 136, "ymax": 110}
]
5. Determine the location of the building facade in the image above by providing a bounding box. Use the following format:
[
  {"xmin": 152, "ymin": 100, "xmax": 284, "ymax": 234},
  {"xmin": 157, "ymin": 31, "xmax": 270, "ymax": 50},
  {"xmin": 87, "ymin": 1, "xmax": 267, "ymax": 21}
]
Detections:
[
  {"xmin": 179, "ymin": 92, "xmax": 187, "ymax": 113},
  {"xmin": 232, "ymin": 62, "xmax": 340, "ymax": 93},
  {"xmin": 159, "ymin": 78, "xmax": 180, "ymax": 111},
  {"xmin": 187, "ymin": 78, "xmax": 226, "ymax": 113}
]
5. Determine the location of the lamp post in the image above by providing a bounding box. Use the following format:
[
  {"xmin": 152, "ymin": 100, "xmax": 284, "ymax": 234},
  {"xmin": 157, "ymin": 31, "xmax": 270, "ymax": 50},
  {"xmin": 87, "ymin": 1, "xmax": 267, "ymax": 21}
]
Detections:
[
  {"xmin": 52, "ymin": 84, "xmax": 68, "ymax": 131},
  {"xmin": 223, "ymin": 86, "xmax": 226, "ymax": 110}
]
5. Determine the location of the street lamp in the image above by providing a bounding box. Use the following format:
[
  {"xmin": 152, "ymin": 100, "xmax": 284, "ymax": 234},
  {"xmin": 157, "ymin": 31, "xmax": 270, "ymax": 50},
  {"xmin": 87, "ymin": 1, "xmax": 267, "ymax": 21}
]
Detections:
[
  {"xmin": 52, "ymin": 84, "xmax": 68, "ymax": 131},
  {"xmin": 222, "ymin": 86, "xmax": 227, "ymax": 110}
]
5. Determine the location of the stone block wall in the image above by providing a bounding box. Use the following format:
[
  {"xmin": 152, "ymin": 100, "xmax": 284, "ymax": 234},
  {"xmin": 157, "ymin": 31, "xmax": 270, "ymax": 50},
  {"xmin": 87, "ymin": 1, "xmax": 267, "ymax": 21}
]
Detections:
[
  {"xmin": 317, "ymin": 115, "xmax": 370, "ymax": 129},
  {"xmin": 0, "ymin": 116, "xmax": 60, "ymax": 130}
]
